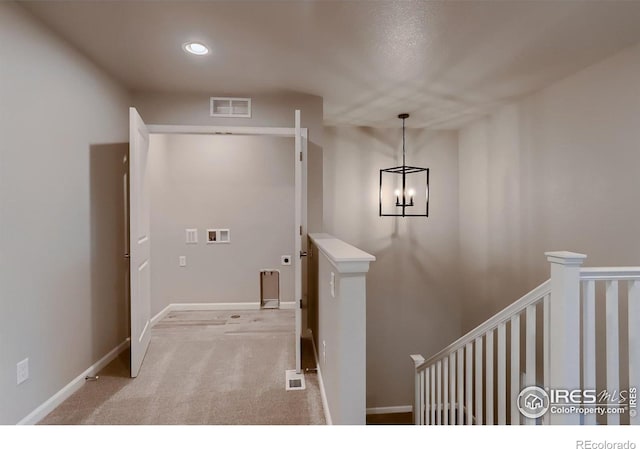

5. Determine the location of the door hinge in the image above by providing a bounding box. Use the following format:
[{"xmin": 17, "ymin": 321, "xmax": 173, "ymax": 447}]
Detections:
[
  {"xmin": 299, "ymin": 152, "xmax": 303, "ymax": 162},
  {"xmin": 299, "ymin": 225, "xmax": 303, "ymax": 235}
]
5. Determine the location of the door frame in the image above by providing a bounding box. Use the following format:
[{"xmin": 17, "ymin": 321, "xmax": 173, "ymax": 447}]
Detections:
[
  {"xmin": 147, "ymin": 124, "xmax": 301, "ymax": 137},
  {"xmin": 143, "ymin": 120, "xmax": 308, "ymax": 373}
]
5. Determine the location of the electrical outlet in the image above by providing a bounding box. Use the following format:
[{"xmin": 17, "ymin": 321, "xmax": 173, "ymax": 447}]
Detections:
[
  {"xmin": 17, "ymin": 358, "xmax": 29, "ymax": 385},
  {"xmin": 322, "ymin": 341, "xmax": 326, "ymax": 365},
  {"xmin": 179, "ymin": 256, "xmax": 187, "ymax": 267}
]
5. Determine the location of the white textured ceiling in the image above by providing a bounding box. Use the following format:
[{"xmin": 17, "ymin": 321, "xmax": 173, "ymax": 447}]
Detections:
[{"xmin": 22, "ymin": 0, "xmax": 640, "ymax": 128}]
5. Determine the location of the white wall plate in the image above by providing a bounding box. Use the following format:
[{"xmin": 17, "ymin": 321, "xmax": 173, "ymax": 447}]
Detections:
[{"xmin": 207, "ymin": 228, "xmax": 230, "ymax": 244}]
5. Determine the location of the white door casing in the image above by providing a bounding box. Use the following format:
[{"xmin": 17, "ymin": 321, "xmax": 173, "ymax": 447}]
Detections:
[
  {"xmin": 131, "ymin": 117, "xmax": 305, "ymax": 377},
  {"xmin": 129, "ymin": 107, "xmax": 152, "ymax": 377}
]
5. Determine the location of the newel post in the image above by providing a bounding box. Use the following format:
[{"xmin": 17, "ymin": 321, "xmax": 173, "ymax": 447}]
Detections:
[
  {"xmin": 545, "ymin": 251, "xmax": 587, "ymax": 425},
  {"xmin": 410, "ymin": 355, "xmax": 425, "ymax": 425}
]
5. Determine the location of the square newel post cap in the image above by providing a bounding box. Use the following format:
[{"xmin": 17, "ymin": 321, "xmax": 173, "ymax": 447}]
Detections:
[
  {"xmin": 545, "ymin": 251, "xmax": 587, "ymax": 266},
  {"xmin": 410, "ymin": 354, "xmax": 425, "ymax": 367}
]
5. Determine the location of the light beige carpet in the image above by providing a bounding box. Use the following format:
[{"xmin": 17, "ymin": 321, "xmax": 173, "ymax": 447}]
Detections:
[{"xmin": 40, "ymin": 309, "xmax": 325, "ymax": 425}]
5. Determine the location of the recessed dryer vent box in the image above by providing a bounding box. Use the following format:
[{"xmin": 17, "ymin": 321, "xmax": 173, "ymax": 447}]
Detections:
[
  {"xmin": 207, "ymin": 229, "xmax": 230, "ymax": 244},
  {"xmin": 210, "ymin": 97, "xmax": 251, "ymax": 118}
]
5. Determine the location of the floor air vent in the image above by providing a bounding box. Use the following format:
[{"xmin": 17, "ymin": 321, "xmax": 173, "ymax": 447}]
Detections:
[{"xmin": 285, "ymin": 369, "xmax": 306, "ymax": 391}]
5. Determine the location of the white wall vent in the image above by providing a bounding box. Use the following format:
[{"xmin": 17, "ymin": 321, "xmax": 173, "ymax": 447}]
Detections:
[{"xmin": 210, "ymin": 97, "xmax": 251, "ymax": 118}]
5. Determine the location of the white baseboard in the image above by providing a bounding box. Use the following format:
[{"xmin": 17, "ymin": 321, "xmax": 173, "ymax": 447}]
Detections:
[
  {"xmin": 309, "ymin": 331, "xmax": 332, "ymax": 425},
  {"xmin": 366, "ymin": 405, "xmax": 413, "ymax": 415},
  {"xmin": 279, "ymin": 301, "xmax": 297, "ymax": 310},
  {"xmin": 17, "ymin": 338, "xmax": 130, "ymax": 425},
  {"xmin": 150, "ymin": 304, "xmax": 172, "ymax": 328}
]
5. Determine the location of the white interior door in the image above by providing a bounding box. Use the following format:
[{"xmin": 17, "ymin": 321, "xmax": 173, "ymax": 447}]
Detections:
[
  {"xmin": 129, "ymin": 107, "xmax": 152, "ymax": 377},
  {"xmin": 294, "ymin": 110, "xmax": 303, "ymax": 374}
]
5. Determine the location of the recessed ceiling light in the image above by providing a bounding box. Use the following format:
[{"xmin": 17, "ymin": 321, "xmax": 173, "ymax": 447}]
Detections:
[{"xmin": 183, "ymin": 42, "xmax": 209, "ymax": 56}]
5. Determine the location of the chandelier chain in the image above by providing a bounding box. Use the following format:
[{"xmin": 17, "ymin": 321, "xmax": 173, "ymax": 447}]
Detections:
[{"xmin": 402, "ymin": 116, "xmax": 406, "ymax": 168}]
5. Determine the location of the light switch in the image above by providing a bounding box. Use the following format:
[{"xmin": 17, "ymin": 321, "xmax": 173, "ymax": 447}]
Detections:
[
  {"xmin": 330, "ymin": 272, "xmax": 336, "ymax": 298},
  {"xmin": 179, "ymin": 256, "xmax": 187, "ymax": 267},
  {"xmin": 17, "ymin": 358, "xmax": 29, "ymax": 385}
]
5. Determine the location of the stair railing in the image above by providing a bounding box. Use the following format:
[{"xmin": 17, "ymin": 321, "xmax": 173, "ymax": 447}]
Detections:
[{"xmin": 411, "ymin": 251, "xmax": 640, "ymax": 425}]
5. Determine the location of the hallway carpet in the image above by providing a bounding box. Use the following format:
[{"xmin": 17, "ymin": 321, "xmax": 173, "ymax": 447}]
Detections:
[{"xmin": 40, "ymin": 309, "xmax": 325, "ymax": 425}]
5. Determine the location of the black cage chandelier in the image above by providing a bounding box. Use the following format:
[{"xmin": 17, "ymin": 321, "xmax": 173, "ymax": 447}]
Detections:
[{"xmin": 379, "ymin": 113, "xmax": 429, "ymax": 217}]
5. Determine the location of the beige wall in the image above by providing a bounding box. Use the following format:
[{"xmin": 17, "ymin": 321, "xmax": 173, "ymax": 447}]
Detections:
[
  {"xmin": 458, "ymin": 41, "xmax": 640, "ymax": 332},
  {"xmin": 323, "ymin": 126, "xmax": 461, "ymax": 409},
  {"xmin": 0, "ymin": 2, "xmax": 130, "ymax": 424},
  {"xmin": 148, "ymin": 134, "xmax": 295, "ymax": 316}
]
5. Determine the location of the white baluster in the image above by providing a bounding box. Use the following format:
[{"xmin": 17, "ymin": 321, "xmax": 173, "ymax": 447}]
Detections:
[
  {"xmin": 431, "ymin": 364, "xmax": 436, "ymax": 424},
  {"xmin": 498, "ymin": 323, "xmax": 507, "ymax": 424},
  {"xmin": 525, "ymin": 304, "xmax": 536, "ymax": 425},
  {"xmin": 425, "ymin": 367, "xmax": 430, "ymax": 425},
  {"xmin": 420, "ymin": 370, "xmax": 425, "ymax": 425},
  {"xmin": 475, "ymin": 336, "xmax": 483, "ymax": 424},
  {"xmin": 443, "ymin": 357, "xmax": 449, "ymax": 425},
  {"xmin": 436, "ymin": 360, "xmax": 442, "ymax": 425},
  {"xmin": 543, "ymin": 293, "xmax": 551, "ymax": 425},
  {"xmin": 466, "ymin": 342, "xmax": 473, "ymax": 425},
  {"xmin": 582, "ymin": 281, "xmax": 596, "ymax": 425},
  {"xmin": 450, "ymin": 352, "xmax": 456, "ymax": 425},
  {"xmin": 486, "ymin": 330, "xmax": 494, "ymax": 425},
  {"xmin": 606, "ymin": 280, "xmax": 620, "ymax": 425},
  {"xmin": 511, "ymin": 314, "xmax": 520, "ymax": 425},
  {"xmin": 457, "ymin": 348, "xmax": 464, "ymax": 425}
]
